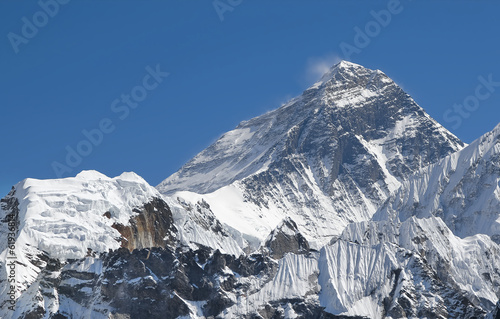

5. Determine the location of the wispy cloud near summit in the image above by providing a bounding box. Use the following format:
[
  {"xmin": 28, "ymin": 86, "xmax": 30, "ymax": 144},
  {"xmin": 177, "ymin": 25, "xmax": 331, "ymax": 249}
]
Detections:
[{"xmin": 304, "ymin": 54, "xmax": 342, "ymax": 84}]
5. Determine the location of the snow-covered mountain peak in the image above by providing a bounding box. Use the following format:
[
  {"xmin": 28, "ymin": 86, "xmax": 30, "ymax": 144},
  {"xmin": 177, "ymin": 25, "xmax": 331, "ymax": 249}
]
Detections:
[
  {"xmin": 320, "ymin": 60, "xmax": 364, "ymax": 79},
  {"xmin": 74, "ymin": 170, "xmax": 111, "ymax": 180},
  {"xmin": 315, "ymin": 60, "xmax": 391, "ymax": 93},
  {"xmin": 328, "ymin": 60, "xmax": 363, "ymax": 72},
  {"xmin": 3, "ymin": 62, "xmax": 500, "ymax": 318},
  {"xmin": 1, "ymin": 171, "xmax": 161, "ymax": 261},
  {"xmin": 158, "ymin": 62, "xmax": 464, "ymax": 250}
]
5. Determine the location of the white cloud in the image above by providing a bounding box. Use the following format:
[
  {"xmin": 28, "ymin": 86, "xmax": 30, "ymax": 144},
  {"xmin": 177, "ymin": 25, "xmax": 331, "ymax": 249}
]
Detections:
[{"xmin": 304, "ymin": 54, "xmax": 342, "ymax": 84}]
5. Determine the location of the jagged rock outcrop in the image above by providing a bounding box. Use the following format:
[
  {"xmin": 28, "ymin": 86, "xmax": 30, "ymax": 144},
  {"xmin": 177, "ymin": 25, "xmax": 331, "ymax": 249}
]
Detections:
[
  {"xmin": 264, "ymin": 217, "xmax": 310, "ymax": 259},
  {"xmin": 111, "ymin": 197, "xmax": 177, "ymax": 251}
]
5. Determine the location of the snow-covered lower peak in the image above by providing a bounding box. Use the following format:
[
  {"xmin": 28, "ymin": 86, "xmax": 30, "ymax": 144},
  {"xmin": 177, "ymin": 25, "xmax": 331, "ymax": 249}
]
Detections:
[
  {"xmin": 1, "ymin": 170, "xmax": 159, "ymax": 260},
  {"xmin": 0, "ymin": 171, "xmax": 170, "ymax": 318},
  {"xmin": 0, "ymin": 170, "xmax": 243, "ymax": 263},
  {"xmin": 0, "ymin": 170, "xmax": 248, "ymax": 318},
  {"xmin": 374, "ymin": 121, "xmax": 500, "ymax": 239}
]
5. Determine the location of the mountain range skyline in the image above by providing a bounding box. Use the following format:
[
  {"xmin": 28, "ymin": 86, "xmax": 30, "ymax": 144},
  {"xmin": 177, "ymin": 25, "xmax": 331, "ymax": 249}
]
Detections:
[
  {"xmin": 2, "ymin": 1, "xmax": 500, "ymax": 200},
  {"xmin": 2, "ymin": 58, "xmax": 500, "ymax": 198}
]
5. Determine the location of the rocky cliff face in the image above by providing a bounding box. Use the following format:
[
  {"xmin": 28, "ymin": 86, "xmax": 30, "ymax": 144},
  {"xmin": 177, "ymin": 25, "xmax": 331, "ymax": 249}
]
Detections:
[
  {"xmin": 112, "ymin": 197, "xmax": 177, "ymax": 251},
  {"xmin": 264, "ymin": 217, "xmax": 310, "ymax": 260}
]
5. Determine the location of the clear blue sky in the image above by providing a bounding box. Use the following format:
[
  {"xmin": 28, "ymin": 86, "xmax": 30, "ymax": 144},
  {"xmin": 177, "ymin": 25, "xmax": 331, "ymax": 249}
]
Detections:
[{"xmin": 1, "ymin": 0, "xmax": 500, "ymax": 197}]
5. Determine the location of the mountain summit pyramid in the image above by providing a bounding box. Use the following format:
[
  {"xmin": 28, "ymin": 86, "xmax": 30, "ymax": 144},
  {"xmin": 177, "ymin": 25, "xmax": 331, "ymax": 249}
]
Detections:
[{"xmin": 158, "ymin": 60, "xmax": 464, "ymax": 249}]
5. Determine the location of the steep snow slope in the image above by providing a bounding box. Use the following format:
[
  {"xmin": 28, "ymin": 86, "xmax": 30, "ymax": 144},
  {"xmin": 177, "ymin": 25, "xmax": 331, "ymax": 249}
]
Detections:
[
  {"xmin": 374, "ymin": 122, "xmax": 500, "ymax": 239},
  {"xmin": 317, "ymin": 122, "xmax": 500, "ymax": 318},
  {"xmin": 158, "ymin": 61, "xmax": 464, "ymax": 249},
  {"xmin": 164, "ymin": 196, "xmax": 243, "ymax": 256},
  {"xmin": 221, "ymin": 252, "xmax": 320, "ymax": 318},
  {"xmin": 319, "ymin": 216, "xmax": 500, "ymax": 318}
]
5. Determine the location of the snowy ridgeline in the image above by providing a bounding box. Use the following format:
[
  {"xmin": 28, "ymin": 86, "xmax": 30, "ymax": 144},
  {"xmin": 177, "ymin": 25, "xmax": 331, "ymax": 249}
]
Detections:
[
  {"xmin": 375, "ymin": 122, "xmax": 500, "ymax": 239},
  {"xmin": 0, "ymin": 170, "xmax": 160, "ymax": 260},
  {"xmin": 2, "ymin": 166, "xmax": 500, "ymax": 318}
]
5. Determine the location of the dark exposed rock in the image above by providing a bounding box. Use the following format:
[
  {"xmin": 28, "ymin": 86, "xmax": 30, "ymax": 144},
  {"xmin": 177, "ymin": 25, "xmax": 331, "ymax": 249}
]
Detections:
[
  {"xmin": 112, "ymin": 197, "xmax": 177, "ymax": 251},
  {"xmin": 264, "ymin": 217, "xmax": 310, "ymax": 259},
  {"xmin": 490, "ymin": 301, "xmax": 500, "ymax": 319},
  {"xmin": 22, "ymin": 306, "xmax": 45, "ymax": 319},
  {"xmin": 33, "ymin": 242, "xmax": 282, "ymax": 319}
]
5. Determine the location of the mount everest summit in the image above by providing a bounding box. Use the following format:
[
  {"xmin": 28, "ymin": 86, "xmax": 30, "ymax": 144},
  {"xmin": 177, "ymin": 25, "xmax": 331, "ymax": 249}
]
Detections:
[
  {"xmin": 1, "ymin": 61, "xmax": 500, "ymax": 318},
  {"xmin": 157, "ymin": 60, "xmax": 464, "ymax": 250}
]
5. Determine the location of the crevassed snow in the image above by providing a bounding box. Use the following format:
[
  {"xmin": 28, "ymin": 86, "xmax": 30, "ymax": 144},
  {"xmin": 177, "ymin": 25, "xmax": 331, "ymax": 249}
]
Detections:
[
  {"xmin": 318, "ymin": 215, "xmax": 500, "ymax": 317},
  {"xmin": 222, "ymin": 253, "xmax": 319, "ymax": 318},
  {"xmin": 2, "ymin": 170, "xmax": 159, "ymax": 260},
  {"xmin": 374, "ymin": 122, "xmax": 500, "ymax": 238}
]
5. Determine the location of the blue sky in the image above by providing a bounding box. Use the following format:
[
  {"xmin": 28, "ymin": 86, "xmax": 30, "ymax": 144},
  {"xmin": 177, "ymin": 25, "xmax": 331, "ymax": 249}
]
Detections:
[{"xmin": 1, "ymin": 0, "xmax": 500, "ymax": 197}]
